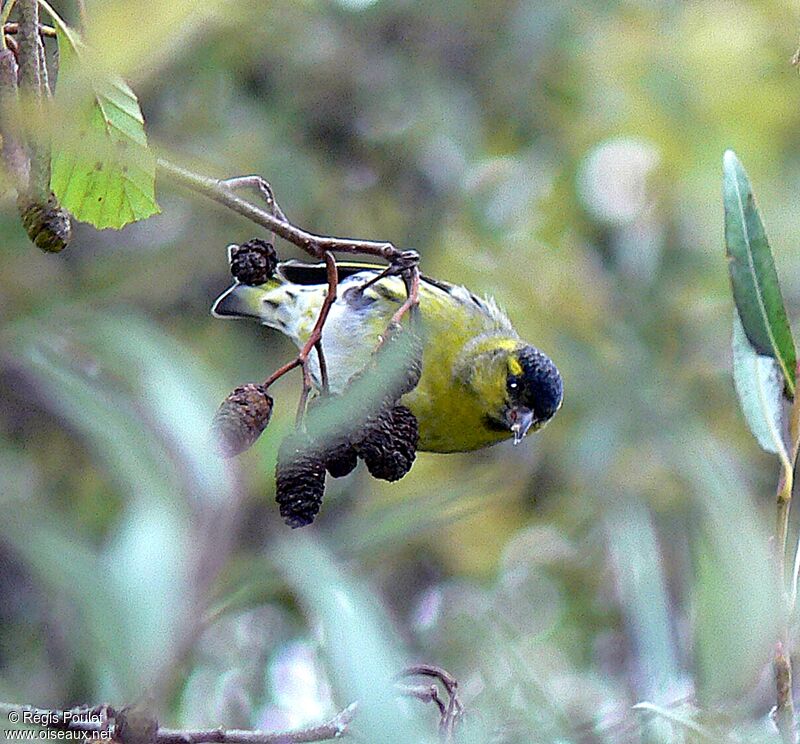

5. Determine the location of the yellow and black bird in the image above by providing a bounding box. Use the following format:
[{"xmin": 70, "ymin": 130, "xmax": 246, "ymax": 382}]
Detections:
[{"xmin": 212, "ymin": 260, "xmax": 562, "ymax": 453}]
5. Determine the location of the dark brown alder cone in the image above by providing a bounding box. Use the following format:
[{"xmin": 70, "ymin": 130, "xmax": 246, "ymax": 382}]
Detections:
[
  {"xmin": 275, "ymin": 434, "xmax": 326, "ymax": 528},
  {"xmin": 114, "ymin": 706, "xmax": 158, "ymax": 744},
  {"xmin": 17, "ymin": 193, "xmax": 72, "ymax": 253},
  {"xmin": 305, "ymin": 394, "xmax": 359, "ymax": 478},
  {"xmin": 229, "ymin": 238, "xmax": 278, "ymax": 285},
  {"xmin": 355, "ymin": 404, "xmax": 419, "ymax": 482},
  {"xmin": 323, "ymin": 439, "xmax": 358, "ymax": 478},
  {"xmin": 211, "ymin": 384, "xmax": 273, "ymax": 457},
  {"xmin": 314, "ymin": 324, "xmax": 422, "ymax": 483}
]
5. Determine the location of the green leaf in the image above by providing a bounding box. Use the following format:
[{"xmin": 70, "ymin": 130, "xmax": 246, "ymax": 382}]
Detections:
[
  {"xmin": 49, "ymin": 26, "xmax": 159, "ymax": 229},
  {"xmin": 731, "ymin": 311, "xmax": 789, "ymax": 460},
  {"xmin": 274, "ymin": 536, "xmax": 435, "ymax": 743},
  {"xmin": 723, "ymin": 150, "xmax": 795, "ymax": 396},
  {"xmin": 679, "ymin": 437, "xmax": 780, "ymax": 702}
]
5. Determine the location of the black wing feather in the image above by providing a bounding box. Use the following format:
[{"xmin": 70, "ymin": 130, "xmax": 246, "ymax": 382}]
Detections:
[
  {"xmin": 277, "ymin": 260, "xmax": 380, "ymax": 285},
  {"xmin": 277, "ymin": 259, "xmax": 457, "ymax": 294}
]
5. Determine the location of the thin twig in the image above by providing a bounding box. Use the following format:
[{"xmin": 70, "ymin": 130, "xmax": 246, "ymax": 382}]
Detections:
[
  {"xmin": 316, "ymin": 339, "xmax": 329, "ymax": 393},
  {"xmin": 358, "ymin": 263, "xmax": 397, "ymax": 293},
  {"xmin": 399, "ymin": 665, "xmax": 459, "ymax": 697},
  {"xmin": 221, "ymin": 174, "xmax": 287, "ymax": 250},
  {"xmin": 396, "ymin": 684, "xmax": 447, "ymax": 717},
  {"xmin": 292, "ymin": 251, "xmax": 338, "ymax": 423},
  {"xmin": 262, "ymin": 356, "xmax": 302, "ymax": 390},
  {"xmin": 775, "ymin": 644, "xmax": 797, "ymax": 744},
  {"xmin": 221, "ymin": 174, "xmax": 288, "ymax": 223},
  {"xmin": 16, "ymin": 0, "xmax": 49, "ymax": 202},
  {"xmin": 0, "ymin": 702, "xmax": 357, "ymax": 744},
  {"xmin": 774, "ymin": 375, "xmax": 800, "ymax": 742},
  {"xmin": 157, "ymin": 158, "xmax": 415, "ymax": 265},
  {"xmin": 398, "ymin": 665, "xmax": 463, "ymax": 741},
  {"xmin": 2, "ymin": 21, "xmax": 56, "ymax": 36},
  {"xmin": 389, "ymin": 267, "xmax": 420, "ymax": 327},
  {"xmin": 157, "ymin": 704, "xmax": 357, "ymax": 744}
]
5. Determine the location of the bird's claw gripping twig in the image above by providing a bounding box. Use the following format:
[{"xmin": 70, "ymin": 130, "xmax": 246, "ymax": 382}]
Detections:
[{"xmin": 392, "ymin": 249, "xmax": 420, "ymax": 272}]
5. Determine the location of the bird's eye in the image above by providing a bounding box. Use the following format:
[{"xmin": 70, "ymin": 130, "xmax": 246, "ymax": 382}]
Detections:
[{"xmin": 508, "ymin": 378, "xmax": 520, "ymax": 391}]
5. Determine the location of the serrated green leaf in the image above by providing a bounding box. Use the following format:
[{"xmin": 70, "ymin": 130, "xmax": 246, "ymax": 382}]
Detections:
[
  {"xmin": 49, "ymin": 26, "xmax": 159, "ymax": 229},
  {"xmin": 723, "ymin": 149, "xmax": 795, "ymax": 396},
  {"xmin": 732, "ymin": 311, "xmax": 789, "ymax": 460}
]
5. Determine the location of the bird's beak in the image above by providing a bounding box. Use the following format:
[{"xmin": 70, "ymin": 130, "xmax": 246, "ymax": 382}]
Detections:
[
  {"xmin": 211, "ymin": 283, "xmax": 265, "ymax": 320},
  {"xmin": 506, "ymin": 407, "xmax": 535, "ymax": 445}
]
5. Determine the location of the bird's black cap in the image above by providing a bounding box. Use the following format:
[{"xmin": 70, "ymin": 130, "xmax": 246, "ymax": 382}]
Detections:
[{"xmin": 512, "ymin": 345, "xmax": 563, "ymax": 423}]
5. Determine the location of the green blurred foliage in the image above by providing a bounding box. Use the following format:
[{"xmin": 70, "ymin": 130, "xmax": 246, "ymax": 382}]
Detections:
[{"xmin": 1, "ymin": 0, "xmax": 798, "ymax": 741}]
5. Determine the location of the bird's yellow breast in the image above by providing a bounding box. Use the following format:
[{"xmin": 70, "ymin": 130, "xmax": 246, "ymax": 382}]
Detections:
[{"xmin": 396, "ymin": 287, "xmax": 518, "ymax": 452}]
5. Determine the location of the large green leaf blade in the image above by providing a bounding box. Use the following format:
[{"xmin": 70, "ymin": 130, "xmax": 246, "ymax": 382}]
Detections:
[
  {"xmin": 723, "ymin": 149, "xmax": 795, "ymax": 396},
  {"xmin": 50, "ymin": 26, "xmax": 159, "ymax": 229},
  {"xmin": 274, "ymin": 536, "xmax": 435, "ymax": 743},
  {"xmin": 731, "ymin": 311, "xmax": 789, "ymax": 458}
]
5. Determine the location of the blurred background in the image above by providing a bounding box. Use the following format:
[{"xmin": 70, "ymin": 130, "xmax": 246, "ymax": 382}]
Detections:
[{"xmin": 1, "ymin": 0, "xmax": 799, "ymax": 741}]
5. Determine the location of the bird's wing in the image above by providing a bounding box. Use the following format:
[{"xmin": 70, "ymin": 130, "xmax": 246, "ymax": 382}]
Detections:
[
  {"xmin": 276, "ymin": 260, "xmax": 513, "ymax": 331},
  {"xmin": 278, "ymin": 259, "xmax": 457, "ymax": 290},
  {"xmin": 277, "ymin": 260, "xmax": 385, "ymax": 284}
]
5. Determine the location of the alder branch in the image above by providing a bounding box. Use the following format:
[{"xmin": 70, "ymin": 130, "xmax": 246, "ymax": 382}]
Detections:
[
  {"xmin": 156, "ymin": 704, "xmax": 357, "ymax": 744},
  {"xmin": 0, "ymin": 664, "xmax": 463, "ymax": 744},
  {"xmin": 156, "ymin": 158, "xmax": 419, "ymax": 267},
  {"xmin": 0, "ymin": 702, "xmax": 357, "ymax": 744},
  {"xmin": 16, "ymin": 0, "xmax": 49, "ymax": 202}
]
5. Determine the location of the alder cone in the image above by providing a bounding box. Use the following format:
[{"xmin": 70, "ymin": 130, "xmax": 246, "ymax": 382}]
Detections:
[
  {"xmin": 212, "ymin": 384, "xmax": 273, "ymax": 457},
  {"xmin": 18, "ymin": 193, "xmax": 72, "ymax": 253},
  {"xmin": 323, "ymin": 439, "xmax": 358, "ymax": 478},
  {"xmin": 305, "ymin": 394, "xmax": 359, "ymax": 478},
  {"xmin": 229, "ymin": 238, "xmax": 277, "ymax": 285},
  {"xmin": 275, "ymin": 434, "xmax": 326, "ymax": 528},
  {"xmin": 356, "ymin": 404, "xmax": 419, "ymax": 482}
]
